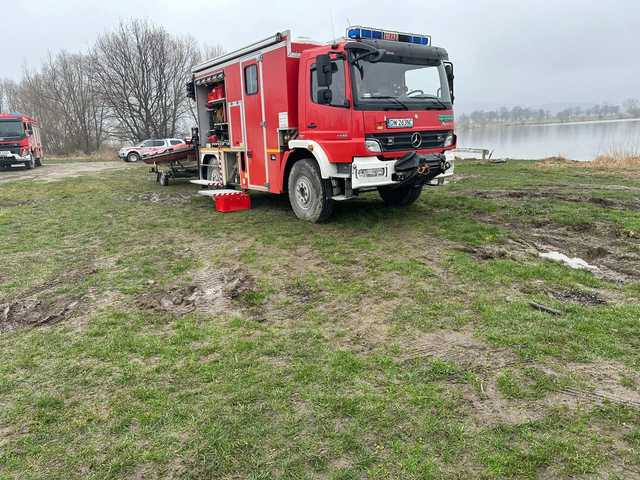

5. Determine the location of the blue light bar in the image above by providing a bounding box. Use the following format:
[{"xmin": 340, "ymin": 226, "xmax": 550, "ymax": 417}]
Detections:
[{"xmin": 347, "ymin": 26, "xmax": 431, "ymax": 46}]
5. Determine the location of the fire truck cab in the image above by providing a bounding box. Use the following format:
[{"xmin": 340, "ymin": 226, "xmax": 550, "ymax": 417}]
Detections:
[
  {"xmin": 0, "ymin": 113, "xmax": 44, "ymax": 170},
  {"xmin": 189, "ymin": 27, "xmax": 456, "ymax": 222}
]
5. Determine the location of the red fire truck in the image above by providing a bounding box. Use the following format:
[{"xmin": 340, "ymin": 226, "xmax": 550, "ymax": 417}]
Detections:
[
  {"xmin": 0, "ymin": 113, "xmax": 44, "ymax": 169},
  {"xmin": 187, "ymin": 26, "xmax": 456, "ymax": 222}
]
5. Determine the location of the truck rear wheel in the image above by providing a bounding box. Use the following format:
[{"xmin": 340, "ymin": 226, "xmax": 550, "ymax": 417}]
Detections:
[
  {"xmin": 378, "ymin": 184, "xmax": 423, "ymax": 207},
  {"xmin": 288, "ymin": 158, "xmax": 334, "ymax": 223}
]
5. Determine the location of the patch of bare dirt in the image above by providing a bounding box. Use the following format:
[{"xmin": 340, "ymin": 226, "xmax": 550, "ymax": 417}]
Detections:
[
  {"xmin": 468, "ymin": 184, "xmax": 640, "ymax": 281},
  {"xmin": 0, "ymin": 270, "xmax": 96, "ymax": 332},
  {"xmin": 529, "ymin": 232, "xmax": 638, "ymax": 283},
  {"xmin": 0, "ymin": 162, "xmax": 124, "ymax": 184},
  {"xmin": 450, "ymin": 173, "xmax": 481, "ymax": 183},
  {"xmin": 402, "ymin": 330, "xmax": 640, "ymax": 428},
  {"xmin": 0, "ymin": 297, "xmax": 81, "ymax": 331},
  {"xmin": 0, "ymin": 199, "xmax": 40, "ymax": 208},
  {"xmin": 0, "ymin": 424, "xmax": 28, "ymax": 448},
  {"xmin": 340, "ymin": 297, "xmax": 401, "ymax": 352},
  {"xmin": 136, "ymin": 265, "xmax": 254, "ymax": 316},
  {"xmin": 69, "ymin": 289, "xmax": 123, "ymax": 330},
  {"xmin": 471, "ymin": 210, "xmax": 640, "ymax": 282},
  {"xmin": 474, "ymin": 188, "xmax": 640, "ymax": 211},
  {"xmin": 447, "ymin": 375, "xmax": 594, "ymax": 429},
  {"xmin": 551, "ymin": 359, "xmax": 640, "ymax": 409},
  {"xmin": 550, "ymin": 288, "xmax": 608, "ymax": 306},
  {"xmin": 401, "ymin": 329, "xmax": 519, "ymax": 370},
  {"xmin": 458, "ymin": 239, "xmax": 536, "ymax": 262}
]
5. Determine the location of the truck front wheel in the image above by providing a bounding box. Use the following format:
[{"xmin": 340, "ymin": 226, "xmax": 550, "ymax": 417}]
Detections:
[
  {"xmin": 378, "ymin": 184, "xmax": 423, "ymax": 207},
  {"xmin": 288, "ymin": 158, "xmax": 334, "ymax": 223},
  {"xmin": 126, "ymin": 152, "xmax": 140, "ymax": 163}
]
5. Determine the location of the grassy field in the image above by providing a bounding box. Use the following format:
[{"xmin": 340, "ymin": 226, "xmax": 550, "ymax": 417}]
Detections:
[{"xmin": 1, "ymin": 160, "xmax": 639, "ymax": 479}]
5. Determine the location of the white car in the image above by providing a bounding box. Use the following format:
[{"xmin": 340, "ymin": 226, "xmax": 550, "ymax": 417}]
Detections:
[{"xmin": 118, "ymin": 138, "xmax": 187, "ymax": 163}]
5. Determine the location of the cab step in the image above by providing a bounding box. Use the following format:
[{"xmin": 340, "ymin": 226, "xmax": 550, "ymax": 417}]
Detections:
[
  {"xmin": 197, "ymin": 189, "xmax": 242, "ymax": 197},
  {"xmin": 190, "ymin": 179, "xmax": 217, "ymax": 186}
]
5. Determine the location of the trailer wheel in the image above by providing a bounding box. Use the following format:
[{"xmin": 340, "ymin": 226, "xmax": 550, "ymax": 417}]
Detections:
[
  {"xmin": 288, "ymin": 158, "xmax": 333, "ymax": 222},
  {"xmin": 159, "ymin": 172, "xmax": 170, "ymax": 186},
  {"xmin": 126, "ymin": 152, "xmax": 140, "ymax": 163},
  {"xmin": 378, "ymin": 184, "xmax": 423, "ymax": 207}
]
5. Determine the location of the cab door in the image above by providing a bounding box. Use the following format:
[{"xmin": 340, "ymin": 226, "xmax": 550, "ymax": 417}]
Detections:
[
  {"xmin": 241, "ymin": 59, "xmax": 267, "ymax": 189},
  {"xmin": 302, "ymin": 57, "xmax": 352, "ymax": 148}
]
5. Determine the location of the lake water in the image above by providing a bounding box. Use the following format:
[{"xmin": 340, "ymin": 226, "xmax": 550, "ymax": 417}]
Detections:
[{"xmin": 457, "ymin": 118, "xmax": 640, "ymax": 161}]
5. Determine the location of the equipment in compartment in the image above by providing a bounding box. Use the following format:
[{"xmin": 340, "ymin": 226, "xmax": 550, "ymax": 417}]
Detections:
[{"xmin": 206, "ymin": 81, "xmax": 229, "ymax": 147}]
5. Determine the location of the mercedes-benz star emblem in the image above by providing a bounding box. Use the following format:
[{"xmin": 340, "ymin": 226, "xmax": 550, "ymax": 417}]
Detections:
[{"xmin": 411, "ymin": 132, "xmax": 422, "ymax": 148}]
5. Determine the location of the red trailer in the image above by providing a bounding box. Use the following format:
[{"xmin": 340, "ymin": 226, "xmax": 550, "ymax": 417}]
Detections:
[
  {"xmin": 0, "ymin": 113, "xmax": 44, "ymax": 169},
  {"xmin": 188, "ymin": 27, "xmax": 456, "ymax": 222}
]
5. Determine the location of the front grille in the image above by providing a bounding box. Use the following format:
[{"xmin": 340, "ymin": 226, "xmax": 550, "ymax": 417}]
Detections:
[
  {"xmin": 366, "ymin": 130, "xmax": 450, "ymax": 152},
  {"xmin": 0, "ymin": 144, "xmax": 20, "ymax": 155}
]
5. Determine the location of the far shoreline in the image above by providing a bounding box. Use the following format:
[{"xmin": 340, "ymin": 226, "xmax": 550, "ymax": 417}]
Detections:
[{"xmin": 458, "ymin": 117, "xmax": 640, "ymax": 130}]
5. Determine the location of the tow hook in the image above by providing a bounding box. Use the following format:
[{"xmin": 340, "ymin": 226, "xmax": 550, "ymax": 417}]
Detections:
[{"xmin": 417, "ymin": 164, "xmax": 430, "ymax": 175}]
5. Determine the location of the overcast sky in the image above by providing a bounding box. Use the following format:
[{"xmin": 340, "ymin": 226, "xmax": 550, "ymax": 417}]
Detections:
[{"xmin": 6, "ymin": 0, "xmax": 639, "ymax": 113}]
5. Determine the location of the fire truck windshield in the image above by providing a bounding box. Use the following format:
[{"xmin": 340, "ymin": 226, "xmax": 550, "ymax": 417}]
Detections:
[
  {"xmin": 351, "ymin": 59, "xmax": 451, "ymax": 111},
  {"xmin": 0, "ymin": 120, "xmax": 25, "ymax": 139}
]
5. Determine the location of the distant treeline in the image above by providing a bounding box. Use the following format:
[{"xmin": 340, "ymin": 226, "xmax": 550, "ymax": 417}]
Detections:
[
  {"xmin": 458, "ymin": 99, "xmax": 640, "ymax": 128},
  {"xmin": 0, "ymin": 19, "xmax": 223, "ymax": 155}
]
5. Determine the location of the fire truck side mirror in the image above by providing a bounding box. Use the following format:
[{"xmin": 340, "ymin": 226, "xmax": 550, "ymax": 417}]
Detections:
[
  {"xmin": 317, "ymin": 88, "xmax": 333, "ymax": 105},
  {"xmin": 186, "ymin": 80, "xmax": 196, "ymax": 100},
  {"xmin": 444, "ymin": 62, "xmax": 455, "ymax": 103},
  {"xmin": 316, "ymin": 54, "xmax": 334, "ymax": 88}
]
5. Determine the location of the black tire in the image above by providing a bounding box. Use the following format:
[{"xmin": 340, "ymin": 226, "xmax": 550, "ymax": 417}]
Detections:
[
  {"xmin": 35, "ymin": 157, "xmax": 42, "ymax": 167},
  {"xmin": 378, "ymin": 183, "xmax": 423, "ymax": 207},
  {"xmin": 25, "ymin": 156, "xmax": 35, "ymax": 170},
  {"xmin": 288, "ymin": 158, "xmax": 334, "ymax": 223},
  {"xmin": 126, "ymin": 152, "xmax": 140, "ymax": 163},
  {"xmin": 159, "ymin": 172, "xmax": 170, "ymax": 186}
]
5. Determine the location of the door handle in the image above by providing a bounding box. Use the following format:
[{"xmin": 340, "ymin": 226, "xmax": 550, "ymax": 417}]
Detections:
[{"xmin": 307, "ymin": 122, "xmax": 317, "ymax": 129}]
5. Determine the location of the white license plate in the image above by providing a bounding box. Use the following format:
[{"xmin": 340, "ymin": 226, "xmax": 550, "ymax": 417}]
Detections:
[
  {"xmin": 0, "ymin": 151, "xmax": 11, "ymax": 156},
  {"xmin": 387, "ymin": 118, "xmax": 413, "ymax": 129}
]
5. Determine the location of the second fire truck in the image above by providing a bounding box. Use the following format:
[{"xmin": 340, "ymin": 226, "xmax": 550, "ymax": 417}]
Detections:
[{"xmin": 187, "ymin": 26, "xmax": 456, "ymax": 222}]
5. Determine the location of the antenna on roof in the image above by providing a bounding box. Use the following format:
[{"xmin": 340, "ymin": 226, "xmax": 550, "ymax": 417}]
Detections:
[{"xmin": 330, "ymin": 8, "xmax": 336, "ymax": 43}]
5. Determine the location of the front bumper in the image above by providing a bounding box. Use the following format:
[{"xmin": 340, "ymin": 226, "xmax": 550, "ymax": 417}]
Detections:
[
  {"xmin": 350, "ymin": 153, "xmax": 450, "ymax": 189},
  {"xmin": 0, "ymin": 154, "xmax": 31, "ymax": 168}
]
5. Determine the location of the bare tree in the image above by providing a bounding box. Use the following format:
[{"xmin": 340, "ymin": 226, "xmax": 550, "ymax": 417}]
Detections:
[
  {"xmin": 623, "ymin": 98, "xmax": 640, "ymax": 118},
  {"xmin": 10, "ymin": 52, "xmax": 107, "ymax": 154},
  {"xmin": 41, "ymin": 52, "xmax": 107, "ymax": 153},
  {"xmin": 92, "ymin": 19, "xmax": 200, "ymax": 142},
  {"xmin": 200, "ymin": 44, "xmax": 226, "ymax": 63},
  {"xmin": 0, "ymin": 79, "xmax": 19, "ymax": 112},
  {"xmin": 18, "ymin": 68, "xmax": 68, "ymax": 153}
]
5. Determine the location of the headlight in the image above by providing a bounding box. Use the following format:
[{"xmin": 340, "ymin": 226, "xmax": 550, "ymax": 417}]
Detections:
[
  {"xmin": 443, "ymin": 134, "xmax": 455, "ymax": 148},
  {"xmin": 364, "ymin": 139, "xmax": 382, "ymax": 153}
]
